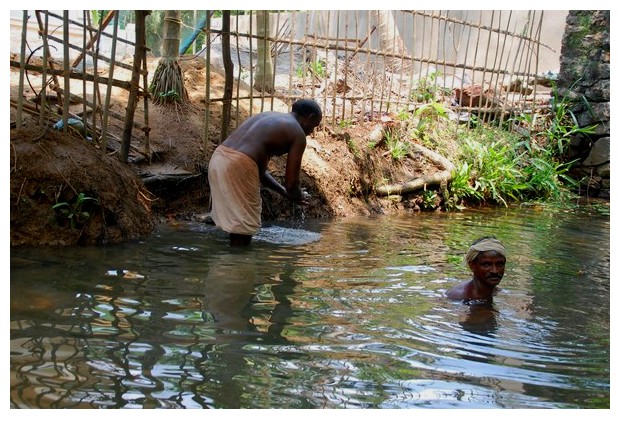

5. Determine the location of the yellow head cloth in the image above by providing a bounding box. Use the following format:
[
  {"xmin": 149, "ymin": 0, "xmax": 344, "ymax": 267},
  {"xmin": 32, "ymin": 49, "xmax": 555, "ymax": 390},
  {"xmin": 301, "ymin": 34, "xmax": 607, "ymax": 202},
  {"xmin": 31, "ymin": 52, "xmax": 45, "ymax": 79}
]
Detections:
[{"xmin": 465, "ymin": 238, "xmax": 506, "ymax": 265}]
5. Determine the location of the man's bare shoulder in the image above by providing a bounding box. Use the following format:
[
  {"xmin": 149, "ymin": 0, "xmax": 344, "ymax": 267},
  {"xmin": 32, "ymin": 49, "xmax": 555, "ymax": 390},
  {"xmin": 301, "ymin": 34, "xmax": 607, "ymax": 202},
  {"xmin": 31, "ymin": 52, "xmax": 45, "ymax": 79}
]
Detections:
[{"xmin": 445, "ymin": 281, "xmax": 470, "ymax": 300}]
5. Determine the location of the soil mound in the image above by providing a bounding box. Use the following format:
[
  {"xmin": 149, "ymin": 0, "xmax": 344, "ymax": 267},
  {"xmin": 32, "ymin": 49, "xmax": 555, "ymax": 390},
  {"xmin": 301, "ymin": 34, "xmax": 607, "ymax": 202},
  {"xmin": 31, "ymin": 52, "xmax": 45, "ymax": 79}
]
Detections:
[{"xmin": 10, "ymin": 125, "xmax": 155, "ymax": 246}]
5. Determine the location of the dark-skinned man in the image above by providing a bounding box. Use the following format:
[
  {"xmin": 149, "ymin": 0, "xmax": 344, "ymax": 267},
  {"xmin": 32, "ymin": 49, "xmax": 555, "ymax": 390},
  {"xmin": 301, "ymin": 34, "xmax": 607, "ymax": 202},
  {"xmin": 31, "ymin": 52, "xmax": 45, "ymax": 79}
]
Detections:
[
  {"xmin": 208, "ymin": 99, "xmax": 322, "ymax": 245},
  {"xmin": 446, "ymin": 236, "xmax": 507, "ymax": 302}
]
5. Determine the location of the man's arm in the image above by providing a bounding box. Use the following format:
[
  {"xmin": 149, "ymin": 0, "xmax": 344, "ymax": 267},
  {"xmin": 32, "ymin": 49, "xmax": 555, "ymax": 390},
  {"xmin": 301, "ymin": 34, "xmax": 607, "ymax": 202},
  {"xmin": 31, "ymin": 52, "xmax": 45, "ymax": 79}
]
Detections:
[
  {"xmin": 283, "ymin": 136, "xmax": 307, "ymax": 202},
  {"xmin": 261, "ymin": 170, "xmax": 286, "ymax": 196}
]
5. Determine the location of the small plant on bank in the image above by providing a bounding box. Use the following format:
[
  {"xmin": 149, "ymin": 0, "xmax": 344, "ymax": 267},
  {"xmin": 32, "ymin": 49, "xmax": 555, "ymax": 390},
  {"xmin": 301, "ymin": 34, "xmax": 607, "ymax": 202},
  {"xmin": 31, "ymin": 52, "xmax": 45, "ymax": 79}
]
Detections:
[
  {"xmin": 52, "ymin": 192, "xmax": 99, "ymax": 229},
  {"xmin": 384, "ymin": 130, "xmax": 410, "ymax": 161},
  {"xmin": 460, "ymin": 137, "xmax": 527, "ymax": 206},
  {"xmin": 421, "ymin": 189, "xmax": 439, "ymax": 210},
  {"xmin": 153, "ymin": 89, "xmax": 182, "ymax": 104},
  {"xmin": 410, "ymin": 72, "xmax": 451, "ymax": 103},
  {"xmin": 347, "ymin": 139, "xmax": 360, "ymax": 158},
  {"xmin": 444, "ymin": 162, "xmax": 481, "ymax": 211},
  {"xmin": 296, "ymin": 60, "xmax": 326, "ymax": 79},
  {"xmin": 546, "ymin": 83, "xmax": 598, "ymax": 159},
  {"xmin": 338, "ymin": 118, "xmax": 354, "ymax": 129}
]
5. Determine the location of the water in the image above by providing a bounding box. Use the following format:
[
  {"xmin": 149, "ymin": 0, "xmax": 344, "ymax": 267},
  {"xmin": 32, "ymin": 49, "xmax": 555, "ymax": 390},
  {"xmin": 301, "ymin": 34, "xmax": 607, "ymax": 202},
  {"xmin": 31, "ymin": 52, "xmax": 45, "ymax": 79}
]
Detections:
[{"xmin": 10, "ymin": 206, "xmax": 610, "ymax": 409}]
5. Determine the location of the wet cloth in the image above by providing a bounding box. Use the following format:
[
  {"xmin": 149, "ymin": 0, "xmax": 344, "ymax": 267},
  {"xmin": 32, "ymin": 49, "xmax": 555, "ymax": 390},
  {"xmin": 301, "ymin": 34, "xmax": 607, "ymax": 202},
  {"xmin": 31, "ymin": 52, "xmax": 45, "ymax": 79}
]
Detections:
[
  {"xmin": 208, "ymin": 145, "xmax": 262, "ymax": 235},
  {"xmin": 465, "ymin": 238, "xmax": 506, "ymax": 264}
]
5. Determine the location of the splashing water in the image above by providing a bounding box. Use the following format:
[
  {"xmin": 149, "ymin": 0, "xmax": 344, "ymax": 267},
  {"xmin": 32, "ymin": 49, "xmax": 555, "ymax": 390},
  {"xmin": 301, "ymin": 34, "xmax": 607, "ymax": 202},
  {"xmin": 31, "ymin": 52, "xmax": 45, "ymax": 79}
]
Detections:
[{"xmin": 254, "ymin": 224, "xmax": 321, "ymax": 245}]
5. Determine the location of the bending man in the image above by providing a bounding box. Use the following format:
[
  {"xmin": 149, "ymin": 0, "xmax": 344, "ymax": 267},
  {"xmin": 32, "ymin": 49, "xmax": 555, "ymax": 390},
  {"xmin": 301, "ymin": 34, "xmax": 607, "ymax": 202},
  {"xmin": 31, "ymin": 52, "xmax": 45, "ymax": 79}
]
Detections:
[
  {"xmin": 445, "ymin": 236, "xmax": 507, "ymax": 302},
  {"xmin": 208, "ymin": 99, "xmax": 323, "ymax": 245}
]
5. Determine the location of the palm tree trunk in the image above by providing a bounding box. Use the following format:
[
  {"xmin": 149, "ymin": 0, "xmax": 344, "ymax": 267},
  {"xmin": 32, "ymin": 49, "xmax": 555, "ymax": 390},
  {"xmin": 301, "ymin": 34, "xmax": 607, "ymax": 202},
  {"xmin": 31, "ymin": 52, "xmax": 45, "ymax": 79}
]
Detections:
[
  {"xmin": 150, "ymin": 10, "xmax": 188, "ymax": 104},
  {"xmin": 253, "ymin": 11, "xmax": 274, "ymax": 93},
  {"xmin": 372, "ymin": 10, "xmax": 407, "ymax": 72}
]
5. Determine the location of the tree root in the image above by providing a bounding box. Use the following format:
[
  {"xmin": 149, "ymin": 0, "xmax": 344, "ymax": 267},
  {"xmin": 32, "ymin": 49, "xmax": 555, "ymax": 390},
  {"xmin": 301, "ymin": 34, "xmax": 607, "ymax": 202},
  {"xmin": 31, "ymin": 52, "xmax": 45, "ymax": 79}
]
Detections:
[{"xmin": 375, "ymin": 143, "xmax": 455, "ymax": 196}]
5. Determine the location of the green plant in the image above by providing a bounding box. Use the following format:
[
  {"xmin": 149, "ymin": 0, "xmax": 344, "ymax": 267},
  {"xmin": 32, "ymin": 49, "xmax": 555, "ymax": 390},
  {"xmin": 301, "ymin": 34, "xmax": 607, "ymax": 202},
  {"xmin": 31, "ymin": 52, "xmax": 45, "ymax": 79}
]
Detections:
[
  {"xmin": 52, "ymin": 192, "xmax": 98, "ymax": 229},
  {"xmin": 347, "ymin": 139, "xmax": 360, "ymax": 158},
  {"xmin": 444, "ymin": 162, "xmax": 480, "ymax": 211},
  {"xmin": 521, "ymin": 157, "xmax": 581, "ymax": 201},
  {"xmin": 384, "ymin": 130, "xmax": 410, "ymax": 160},
  {"xmin": 413, "ymin": 101, "xmax": 449, "ymax": 136},
  {"xmin": 396, "ymin": 110, "xmax": 411, "ymax": 121},
  {"xmin": 545, "ymin": 84, "xmax": 597, "ymax": 158},
  {"xmin": 421, "ymin": 189, "xmax": 439, "ymax": 210},
  {"xmin": 410, "ymin": 72, "xmax": 450, "ymax": 103},
  {"xmin": 461, "ymin": 137, "xmax": 527, "ymax": 206},
  {"xmin": 154, "ymin": 89, "xmax": 182, "ymax": 103},
  {"xmin": 509, "ymin": 82, "xmax": 598, "ymax": 161},
  {"xmin": 296, "ymin": 60, "xmax": 326, "ymax": 78},
  {"xmin": 338, "ymin": 118, "xmax": 353, "ymax": 129}
]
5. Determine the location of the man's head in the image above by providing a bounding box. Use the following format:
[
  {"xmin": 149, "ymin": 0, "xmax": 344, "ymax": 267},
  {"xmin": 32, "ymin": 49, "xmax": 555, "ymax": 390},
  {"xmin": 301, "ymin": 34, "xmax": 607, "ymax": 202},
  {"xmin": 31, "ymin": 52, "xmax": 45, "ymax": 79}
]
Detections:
[
  {"xmin": 465, "ymin": 236, "xmax": 506, "ymax": 288},
  {"xmin": 292, "ymin": 99, "xmax": 322, "ymax": 136}
]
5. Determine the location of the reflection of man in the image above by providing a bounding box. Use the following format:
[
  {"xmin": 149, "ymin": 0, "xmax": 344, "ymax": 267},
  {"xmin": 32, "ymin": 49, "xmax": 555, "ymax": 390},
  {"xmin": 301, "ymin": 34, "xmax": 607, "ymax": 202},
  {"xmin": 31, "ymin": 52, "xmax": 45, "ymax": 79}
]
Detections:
[
  {"xmin": 203, "ymin": 251, "xmax": 257, "ymax": 331},
  {"xmin": 446, "ymin": 236, "xmax": 506, "ymax": 303},
  {"xmin": 459, "ymin": 302, "xmax": 499, "ymax": 336}
]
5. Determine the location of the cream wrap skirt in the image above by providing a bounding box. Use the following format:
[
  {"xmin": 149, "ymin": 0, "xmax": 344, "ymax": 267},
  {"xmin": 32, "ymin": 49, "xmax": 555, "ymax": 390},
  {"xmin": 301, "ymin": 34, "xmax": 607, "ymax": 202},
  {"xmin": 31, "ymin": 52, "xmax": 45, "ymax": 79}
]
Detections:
[{"xmin": 208, "ymin": 145, "xmax": 262, "ymax": 235}]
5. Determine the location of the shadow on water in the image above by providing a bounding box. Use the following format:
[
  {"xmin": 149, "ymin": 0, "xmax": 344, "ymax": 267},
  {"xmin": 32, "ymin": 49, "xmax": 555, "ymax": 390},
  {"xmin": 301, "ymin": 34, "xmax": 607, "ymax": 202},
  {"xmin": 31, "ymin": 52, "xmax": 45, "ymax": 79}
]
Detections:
[{"xmin": 10, "ymin": 207, "xmax": 610, "ymax": 409}]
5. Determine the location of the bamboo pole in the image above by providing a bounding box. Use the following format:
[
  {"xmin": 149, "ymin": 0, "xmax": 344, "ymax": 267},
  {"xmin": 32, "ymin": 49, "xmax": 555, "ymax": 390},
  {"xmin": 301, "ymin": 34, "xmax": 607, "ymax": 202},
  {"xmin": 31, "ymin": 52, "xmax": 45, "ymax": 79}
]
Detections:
[
  {"xmin": 81, "ymin": 11, "xmax": 87, "ymax": 137},
  {"xmin": 141, "ymin": 42, "xmax": 151, "ymax": 161},
  {"xmin": 101, "ymin": 11, "xmax": 119, "ymax": 152},
  {"xmin": 70, "ymin": 10, "xmax": 115, "ymax": 69},
  {"xmin": 271, "ymin": 11, "xmax": 281, "ymax": 111},
  {"xmin": 288, "ymin": 11, "xmax": 295, "ymax": 110},
  {"xmin": 91, "ymin": 11, "xmax": 103, "ymax": 144},
  {"xmin": 120, "ymin": 10, "xmax": 147, "ymax": 163},
  {"xmin": 234, "ymin": 13, "xmax": 241, "ymax": 122},
  {"xmin": 479, "ymin": 11, "xmax": 496, "ymax": 122},
  {"xmin": 220, "ymin": 10, "xmax": 233, "ymax": 142},
  {"xmin": 248, "ymin": 11, "xmax": 254, "ymax": 115},
  {"xmin": 331, "ymin": 10, "xmax": 340, "ymax": 125},
  {"xmin": 530, "ymin": 12, "xmax": 544, "ymax": 116},
  {"xmin": 16, "ymin": 11, "xmax": 28, "ymax": 130},
  {"xmin": 34, "ymin": 11, "xmax": 62, "ymax": 103},
  {"xmin": 204, "ymin": 11, "xmax": 211, "ymax": 155},
  {"xmin": 38, "ymin": 12, "xmax": 50, "ymax": 127},
  {"xmin": 9, "ymin": 60, "xmax": 131, "ymax": 90},
  {"xmin": 61, "ymin": 11, "xmax": 70, "ymax": 133},
  {"xmin": 495, "ymin": 11, "xmax": 514, "ymax": 127}
]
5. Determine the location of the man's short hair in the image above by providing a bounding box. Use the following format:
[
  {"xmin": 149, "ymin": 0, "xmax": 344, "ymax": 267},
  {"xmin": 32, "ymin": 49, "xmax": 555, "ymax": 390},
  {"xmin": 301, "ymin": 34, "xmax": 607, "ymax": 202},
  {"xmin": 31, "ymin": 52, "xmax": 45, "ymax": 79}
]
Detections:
[{"xmin": 292, "ymin": 99, "xmax": 322, "ymax": 119}]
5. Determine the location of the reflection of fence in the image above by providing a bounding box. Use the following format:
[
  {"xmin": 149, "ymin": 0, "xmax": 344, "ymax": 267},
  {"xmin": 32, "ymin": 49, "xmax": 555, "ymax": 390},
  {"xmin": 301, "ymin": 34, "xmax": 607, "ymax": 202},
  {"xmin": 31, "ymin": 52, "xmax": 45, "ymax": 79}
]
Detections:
[{"xmin": 10, "ymin": 10, "xmax": 566, "ymax": 151}]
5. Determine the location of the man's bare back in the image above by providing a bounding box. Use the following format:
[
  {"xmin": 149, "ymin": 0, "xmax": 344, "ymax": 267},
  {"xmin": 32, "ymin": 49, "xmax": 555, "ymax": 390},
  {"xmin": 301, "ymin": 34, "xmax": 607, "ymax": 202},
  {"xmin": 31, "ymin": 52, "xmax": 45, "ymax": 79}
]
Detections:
[{"xmin": 222, "ymin": 112, "xmax": 306, "ymax": 175}]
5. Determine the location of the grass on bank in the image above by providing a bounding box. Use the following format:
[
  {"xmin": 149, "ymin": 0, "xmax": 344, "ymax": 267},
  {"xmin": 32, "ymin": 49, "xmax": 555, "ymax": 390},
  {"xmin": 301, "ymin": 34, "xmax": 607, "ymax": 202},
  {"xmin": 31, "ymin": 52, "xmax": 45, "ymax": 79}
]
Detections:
[{"xmin": 366, "ymin": 83, "xmax": 599, "ymax": 212}]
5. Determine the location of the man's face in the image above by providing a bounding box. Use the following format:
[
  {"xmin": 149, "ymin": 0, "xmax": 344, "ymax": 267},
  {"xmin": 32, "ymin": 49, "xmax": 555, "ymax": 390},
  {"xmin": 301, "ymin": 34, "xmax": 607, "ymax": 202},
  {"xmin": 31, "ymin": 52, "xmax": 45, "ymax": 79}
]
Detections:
[
  {"xmin": 469, "ymin": 251, "xmax": 506, "ymax": 288},
  {"xmin": 301, "ymin": 115, "xmax": 322, "ymax": 136}
]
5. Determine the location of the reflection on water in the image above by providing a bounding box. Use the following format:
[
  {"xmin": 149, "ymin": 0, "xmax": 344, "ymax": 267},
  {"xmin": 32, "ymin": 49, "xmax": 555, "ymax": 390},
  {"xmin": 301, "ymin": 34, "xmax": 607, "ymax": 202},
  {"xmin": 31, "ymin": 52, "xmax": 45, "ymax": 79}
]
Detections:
[{"xmin": 10, "ymin": 207, "xmax": 610, "ymax": 409}]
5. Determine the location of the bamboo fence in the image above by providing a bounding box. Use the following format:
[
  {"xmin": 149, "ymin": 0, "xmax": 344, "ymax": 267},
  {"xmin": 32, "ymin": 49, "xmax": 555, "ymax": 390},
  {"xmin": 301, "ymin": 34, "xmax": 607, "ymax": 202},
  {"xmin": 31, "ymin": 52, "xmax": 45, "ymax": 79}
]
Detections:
[{"xmin": 10, "ymin": 10, "xmax": 557, "ymax": 156}]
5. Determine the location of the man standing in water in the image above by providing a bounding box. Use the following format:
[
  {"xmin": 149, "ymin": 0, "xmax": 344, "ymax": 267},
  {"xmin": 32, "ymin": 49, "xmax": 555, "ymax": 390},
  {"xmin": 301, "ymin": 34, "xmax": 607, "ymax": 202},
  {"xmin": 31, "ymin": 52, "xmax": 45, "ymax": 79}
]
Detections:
[
  {"xmin": 208, "ymin": 99, "xmax": 323, "ymax": 245},
  {"xmin": 446, "ymin": 236, "xmax": 507, "ymax": 302}
]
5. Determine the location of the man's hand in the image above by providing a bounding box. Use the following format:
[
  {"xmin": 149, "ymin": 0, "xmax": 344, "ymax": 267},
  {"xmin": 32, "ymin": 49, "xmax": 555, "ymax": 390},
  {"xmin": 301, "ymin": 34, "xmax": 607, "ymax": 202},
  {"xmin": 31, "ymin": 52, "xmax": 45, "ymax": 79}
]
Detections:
[{"xmin": 287, "ymin": 187, "xmax": 311, "ymax": 206}]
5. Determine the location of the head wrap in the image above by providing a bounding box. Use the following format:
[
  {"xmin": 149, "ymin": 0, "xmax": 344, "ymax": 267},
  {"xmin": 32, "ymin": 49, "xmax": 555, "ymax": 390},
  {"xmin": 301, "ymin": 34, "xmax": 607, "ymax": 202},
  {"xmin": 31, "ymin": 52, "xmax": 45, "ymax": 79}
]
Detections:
[{"xmin": 465, "ymin": 237, "xmax": 506, "ymax": 265}]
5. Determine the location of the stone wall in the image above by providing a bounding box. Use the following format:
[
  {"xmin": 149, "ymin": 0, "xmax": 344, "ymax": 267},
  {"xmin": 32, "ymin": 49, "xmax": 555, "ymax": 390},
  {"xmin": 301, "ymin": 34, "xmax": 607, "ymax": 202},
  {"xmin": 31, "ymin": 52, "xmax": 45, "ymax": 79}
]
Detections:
[{"xmin": 558, "ymin": 10, "xmax": 610, "ymax": 198}]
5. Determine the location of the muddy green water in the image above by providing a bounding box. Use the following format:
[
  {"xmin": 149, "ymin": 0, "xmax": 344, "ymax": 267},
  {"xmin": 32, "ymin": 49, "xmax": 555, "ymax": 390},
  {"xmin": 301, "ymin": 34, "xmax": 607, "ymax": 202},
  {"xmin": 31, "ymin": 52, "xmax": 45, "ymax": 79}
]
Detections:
[{"xmin": 10, "ymin": 206, "xmax": 610, "ymax": 409}]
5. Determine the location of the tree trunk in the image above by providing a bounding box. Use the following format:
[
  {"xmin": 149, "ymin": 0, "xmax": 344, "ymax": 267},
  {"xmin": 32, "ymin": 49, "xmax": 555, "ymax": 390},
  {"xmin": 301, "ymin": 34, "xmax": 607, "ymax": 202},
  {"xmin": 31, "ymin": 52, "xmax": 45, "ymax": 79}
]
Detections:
[
  {"xmin": 253, "ymin": 10, "xmax": 274, "ymax": 93},
  {"xmin": 372, "ymin": 10, "xmax": 407, "ymax": 72},
  {"xmin": 150, "ymin": 10, "xmax": 188, "ymax": 105}
]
